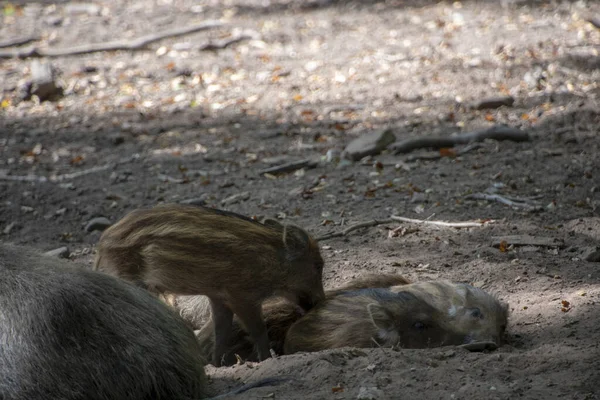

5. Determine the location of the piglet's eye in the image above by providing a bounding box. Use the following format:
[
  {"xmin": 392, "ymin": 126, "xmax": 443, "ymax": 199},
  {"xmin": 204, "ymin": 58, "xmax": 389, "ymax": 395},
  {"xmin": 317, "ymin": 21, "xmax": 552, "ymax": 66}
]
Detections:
[{"xmin": 469, "ymin": 308, "xmax": 483, "ymax": 319}]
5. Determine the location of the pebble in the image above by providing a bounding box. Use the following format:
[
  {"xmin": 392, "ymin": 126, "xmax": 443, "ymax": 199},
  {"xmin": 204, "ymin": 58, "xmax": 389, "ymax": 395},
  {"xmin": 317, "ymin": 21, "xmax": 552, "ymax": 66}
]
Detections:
[
  {"xmin": 3, "ymin": 222, "xmax": 16, "ymax": 235},
  {"xmin": 84, "ymin": 217, "xmax": 112, "ymax": 232},
  {"xmin": 357, "ymin": 386, "xmax": 384, "ymax": 400},
  {"xmin": 342, "ymin": 129, "xmax": 396, "ymax": 161},
  {"xmin": 472, "ymin": 96, "xmax": 514, "ymax": 110},
  {"xmin": 584, "ymin": 248, "xmax": 600, "ymax": 263}
]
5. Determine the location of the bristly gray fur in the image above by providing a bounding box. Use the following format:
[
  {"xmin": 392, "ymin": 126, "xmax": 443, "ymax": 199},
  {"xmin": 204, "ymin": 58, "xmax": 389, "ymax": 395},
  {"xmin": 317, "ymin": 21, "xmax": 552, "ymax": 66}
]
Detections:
[{"xmin": 0, "ymin": 243, "xmax": 207, "ymax": 400}]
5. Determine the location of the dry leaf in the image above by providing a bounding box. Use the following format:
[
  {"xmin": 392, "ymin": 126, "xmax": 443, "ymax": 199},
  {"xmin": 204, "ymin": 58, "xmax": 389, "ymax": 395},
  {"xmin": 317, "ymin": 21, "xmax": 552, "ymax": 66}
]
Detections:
[
  {"xmin": 364, "ymin": 188, "xmax": 377, "ymax": 198},
  {"xmin": 499, "ymin": 240, "xmax": 508, "ymax": 252},
  {"xmin": 70, "ymin": 155, "xmax": 84, "ymax": 165},
  {"xmin": 165, "ymin": 62, "xmax": 176, "ymax": 71},
  {"xmin": 293, "ymin": 94, "xmax": 303, "ymax": 101},
  {"xmin": 439, "ymin": 148, "xmax": 456, "ymax": 157},
  {"xmin": 485, "ymin": 113, "xmax": 495, "ymax": 121},
  {"xmin": 331, "ymin": 386, "xmax": 344, "ymax": 393}
]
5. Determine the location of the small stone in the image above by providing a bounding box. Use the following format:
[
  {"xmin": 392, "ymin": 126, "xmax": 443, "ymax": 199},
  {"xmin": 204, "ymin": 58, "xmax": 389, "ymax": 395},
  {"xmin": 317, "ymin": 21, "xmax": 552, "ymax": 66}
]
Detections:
[
  {"xmin": 45, "ymin": 15, "xmax": 63, "ymax": 26},
  {"xmin": 325, "ymin": 149, "xmax": 341, "ymax": 163},
  {"xmin": 472, "ymin": 96, "xmax": 515, "ymax": 110},
  {"xmin": 110, "ymin": 134, "xmax": 125, "ymax": 146},
  {"xmin": 342, "ymin": 129, "xmax": 396, "ymax": 161},
  {"xmin": 84, "ymin": 217, "xmax": 112, "ymax": 232},
  {"xmin": 21, "ymin": 206, "xmax": 34, "ymax": 213},
  {"xmin": 25, "ymin": 60, "xmax": 64, "ymax": 102},
  {"xmin": 443, "ymin": 349, "xmax": 456, "ymax": 358},
  {"xmin": 3, "ymin": 222, "xmax": 16, "ymax": 235},
  {"xmin": 410, "ymin": 192, "xmax": 426, "ymax": 203},
  {"xmin": 44, "ymin": 247, "xmax": 70, "ymax": 258},
  {"xmin": 357, "ymin": 386, "xmax": 384, "ymax": 400},
  {"xmin": 65, "ymin": 3, "xmax": 101, "ymax": 15},
  {"xmin": 584, "ymin": 249, "xmax": 600, "ymax": 262}
]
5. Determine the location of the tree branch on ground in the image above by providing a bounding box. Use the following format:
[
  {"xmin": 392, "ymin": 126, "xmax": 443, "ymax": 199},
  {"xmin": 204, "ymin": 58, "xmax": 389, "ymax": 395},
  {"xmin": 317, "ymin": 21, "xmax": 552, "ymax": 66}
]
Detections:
[
  {"xmin": 199, "ymin": 34, "xmax": 252, "ymax": 51},
  {"xmin": 390, "ymin": 125, "xmax": 530, "ymax": 155},
  {"xmin": 465, "ymin": 193, "xmax": 543, "ymax": 211},
  {"xmin": 390, "ymin": 215, "xmax": 494, "ymax": 227},
  {"xmin": 0, "ymin": 35, "xmax": 39, "ymax": 49},
  {"xmin": 0, "ymin": 21, "xmax": 223, "ymax": 59},
  {"xmin": 316, "ymin": 219, "xmax": 394, "ymax": 241},
  {"xmin": 316, "ymin": 214, "xmax": 493, "ymax": 241}
]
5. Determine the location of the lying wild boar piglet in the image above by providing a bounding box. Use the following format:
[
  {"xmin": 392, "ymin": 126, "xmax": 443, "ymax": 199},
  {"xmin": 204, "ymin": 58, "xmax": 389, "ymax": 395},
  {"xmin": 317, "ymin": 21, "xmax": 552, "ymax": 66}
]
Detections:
[
  {"xmin": 194, "ymin": 273, "xmax": 410, "ymax": 365},
  {"xmin": 284, "ymin": 288, "xmax": 458, "ymax": 353},
  {"xmin": 0, "ymin": 244, "xmax": 206, "ymax": 400},
  {"xmin": 390, "ymin": 280, "xmax": 508, "ymax": 347},
  {"xmin": 94, "ymin": 204, "xmax": 326, "ymax": 365}
]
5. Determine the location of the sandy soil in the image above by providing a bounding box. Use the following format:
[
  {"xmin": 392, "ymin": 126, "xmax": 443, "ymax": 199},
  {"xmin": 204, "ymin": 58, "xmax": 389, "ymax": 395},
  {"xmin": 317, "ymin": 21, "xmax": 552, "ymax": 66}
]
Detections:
[{"xmin": 1, "ymin": 0, "xmax": 599, "ymax": 399}]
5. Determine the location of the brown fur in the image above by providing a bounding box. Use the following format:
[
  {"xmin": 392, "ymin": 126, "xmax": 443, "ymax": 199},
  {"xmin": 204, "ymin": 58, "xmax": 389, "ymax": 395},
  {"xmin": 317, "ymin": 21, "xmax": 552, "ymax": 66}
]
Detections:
[
  {"xmin": 195, "ymin": 298, "xmax": 304, "ymax": 365},
  {"xmin": 195, "ymin": 273, "xmax": 411, "ymax": 365},
  {"xmin": 390, "ymin": 281, "xmax": 509, "ymax": 346},
  {"xmin": 284, "ymin": 288, "xmax": 460, "ymax": 353},
  {"xmin": 284, "ymin": 281, "xmax": 509, "ymax": 354},
  {"xmin": 94, "ymin": 204, "xmax": 325, "ymax": 365}
]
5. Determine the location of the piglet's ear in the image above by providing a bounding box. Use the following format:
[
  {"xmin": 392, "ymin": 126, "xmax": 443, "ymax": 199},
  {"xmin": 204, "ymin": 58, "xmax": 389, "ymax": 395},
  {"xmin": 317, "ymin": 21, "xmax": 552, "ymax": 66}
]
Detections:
[
  {"xmin": 367, "ymin": 303, "xmax": 394, "ymax": 331},
  {"xmin": 283, "ymin": 225, "xmax": 311, "ymax": 261}
]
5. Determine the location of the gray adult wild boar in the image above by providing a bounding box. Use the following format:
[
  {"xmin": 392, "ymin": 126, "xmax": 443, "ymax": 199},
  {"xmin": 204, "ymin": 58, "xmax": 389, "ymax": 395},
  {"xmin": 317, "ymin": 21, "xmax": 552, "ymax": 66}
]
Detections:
[
  {"xmin": 0, "ymin": 244, "xmax": 207, "ymax": 400},
  {"xmin": 94, "ymin": 204, "xmax": 326, "ymax": 365}
]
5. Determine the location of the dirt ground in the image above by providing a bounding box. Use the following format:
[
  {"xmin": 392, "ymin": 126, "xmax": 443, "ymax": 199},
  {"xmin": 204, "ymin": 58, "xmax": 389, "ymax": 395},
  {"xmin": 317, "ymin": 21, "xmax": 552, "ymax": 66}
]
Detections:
[{"xmin": 1, "ymin": 0, "xmax": 599, "ymax": 399}]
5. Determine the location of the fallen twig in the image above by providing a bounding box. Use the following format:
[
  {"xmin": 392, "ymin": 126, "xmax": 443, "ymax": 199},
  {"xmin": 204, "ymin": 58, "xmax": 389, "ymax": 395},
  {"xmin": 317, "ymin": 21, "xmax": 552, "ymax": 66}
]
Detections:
[
  {"xmin": 259, "ymin": 159, "xmax": 318, "ymax": 176},
  {"xmin": 390, "ymin": 215, "xmax": 493, "ymax": 228},
  {"xmin": 0, "ymin": 164, "xmax": 112, "ymax": 182},
  {"xmin": 199, "ymin": 34, "xmax": 251, "ymax": 51},
  {"xmin": 390, "ymin": 125, "xmax": 530, "ymax": 155},
  {"xmin": 465, "ymin": 193, "xmax": 542, "ymax": 211},
  {"xmin": 316, "ymin": 219, "xmax": 393, "ymax": 241},
  {"xmin": 0, "ymin": 21, "xmax": 222, "ymax": 59},
  {"xmin": 491, "ymin": 235, "xmax": 564, "ymax": 248},
  {"xmin": 404, "ymin": 142, "xmax": 483, "ymax": 162},
  {"xmin": 0, "ymin": 35, "xmax": 39, "ymax": 49},
  {"xmin": 0, "ymin": 155, "xmax": 139, "ymax": 183}
]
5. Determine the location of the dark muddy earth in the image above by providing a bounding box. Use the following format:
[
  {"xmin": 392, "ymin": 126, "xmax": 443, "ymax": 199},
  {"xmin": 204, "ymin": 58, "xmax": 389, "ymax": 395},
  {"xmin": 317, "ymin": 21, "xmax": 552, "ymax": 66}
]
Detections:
[{"xmin": 1, "ymin": 0, "xmax": 599, "ymax": 399}]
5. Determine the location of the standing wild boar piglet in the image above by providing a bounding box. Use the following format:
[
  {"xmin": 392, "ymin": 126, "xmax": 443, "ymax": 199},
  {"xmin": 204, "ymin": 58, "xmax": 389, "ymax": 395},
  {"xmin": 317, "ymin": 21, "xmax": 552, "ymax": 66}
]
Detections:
[
  {"xmin": 284, "ymin": 288, "xmax": 458, "ymax": 353},
  {"xmin": 94, "ymin": 204, "xmax": 326, "ymax": 365},
  {"xmin": 0, "ymin": 244, "xmax": 206, "ymax": 400},
  {"xmin": 390, "ymin": 280, "xmax": 508, "ymax": 348}
]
